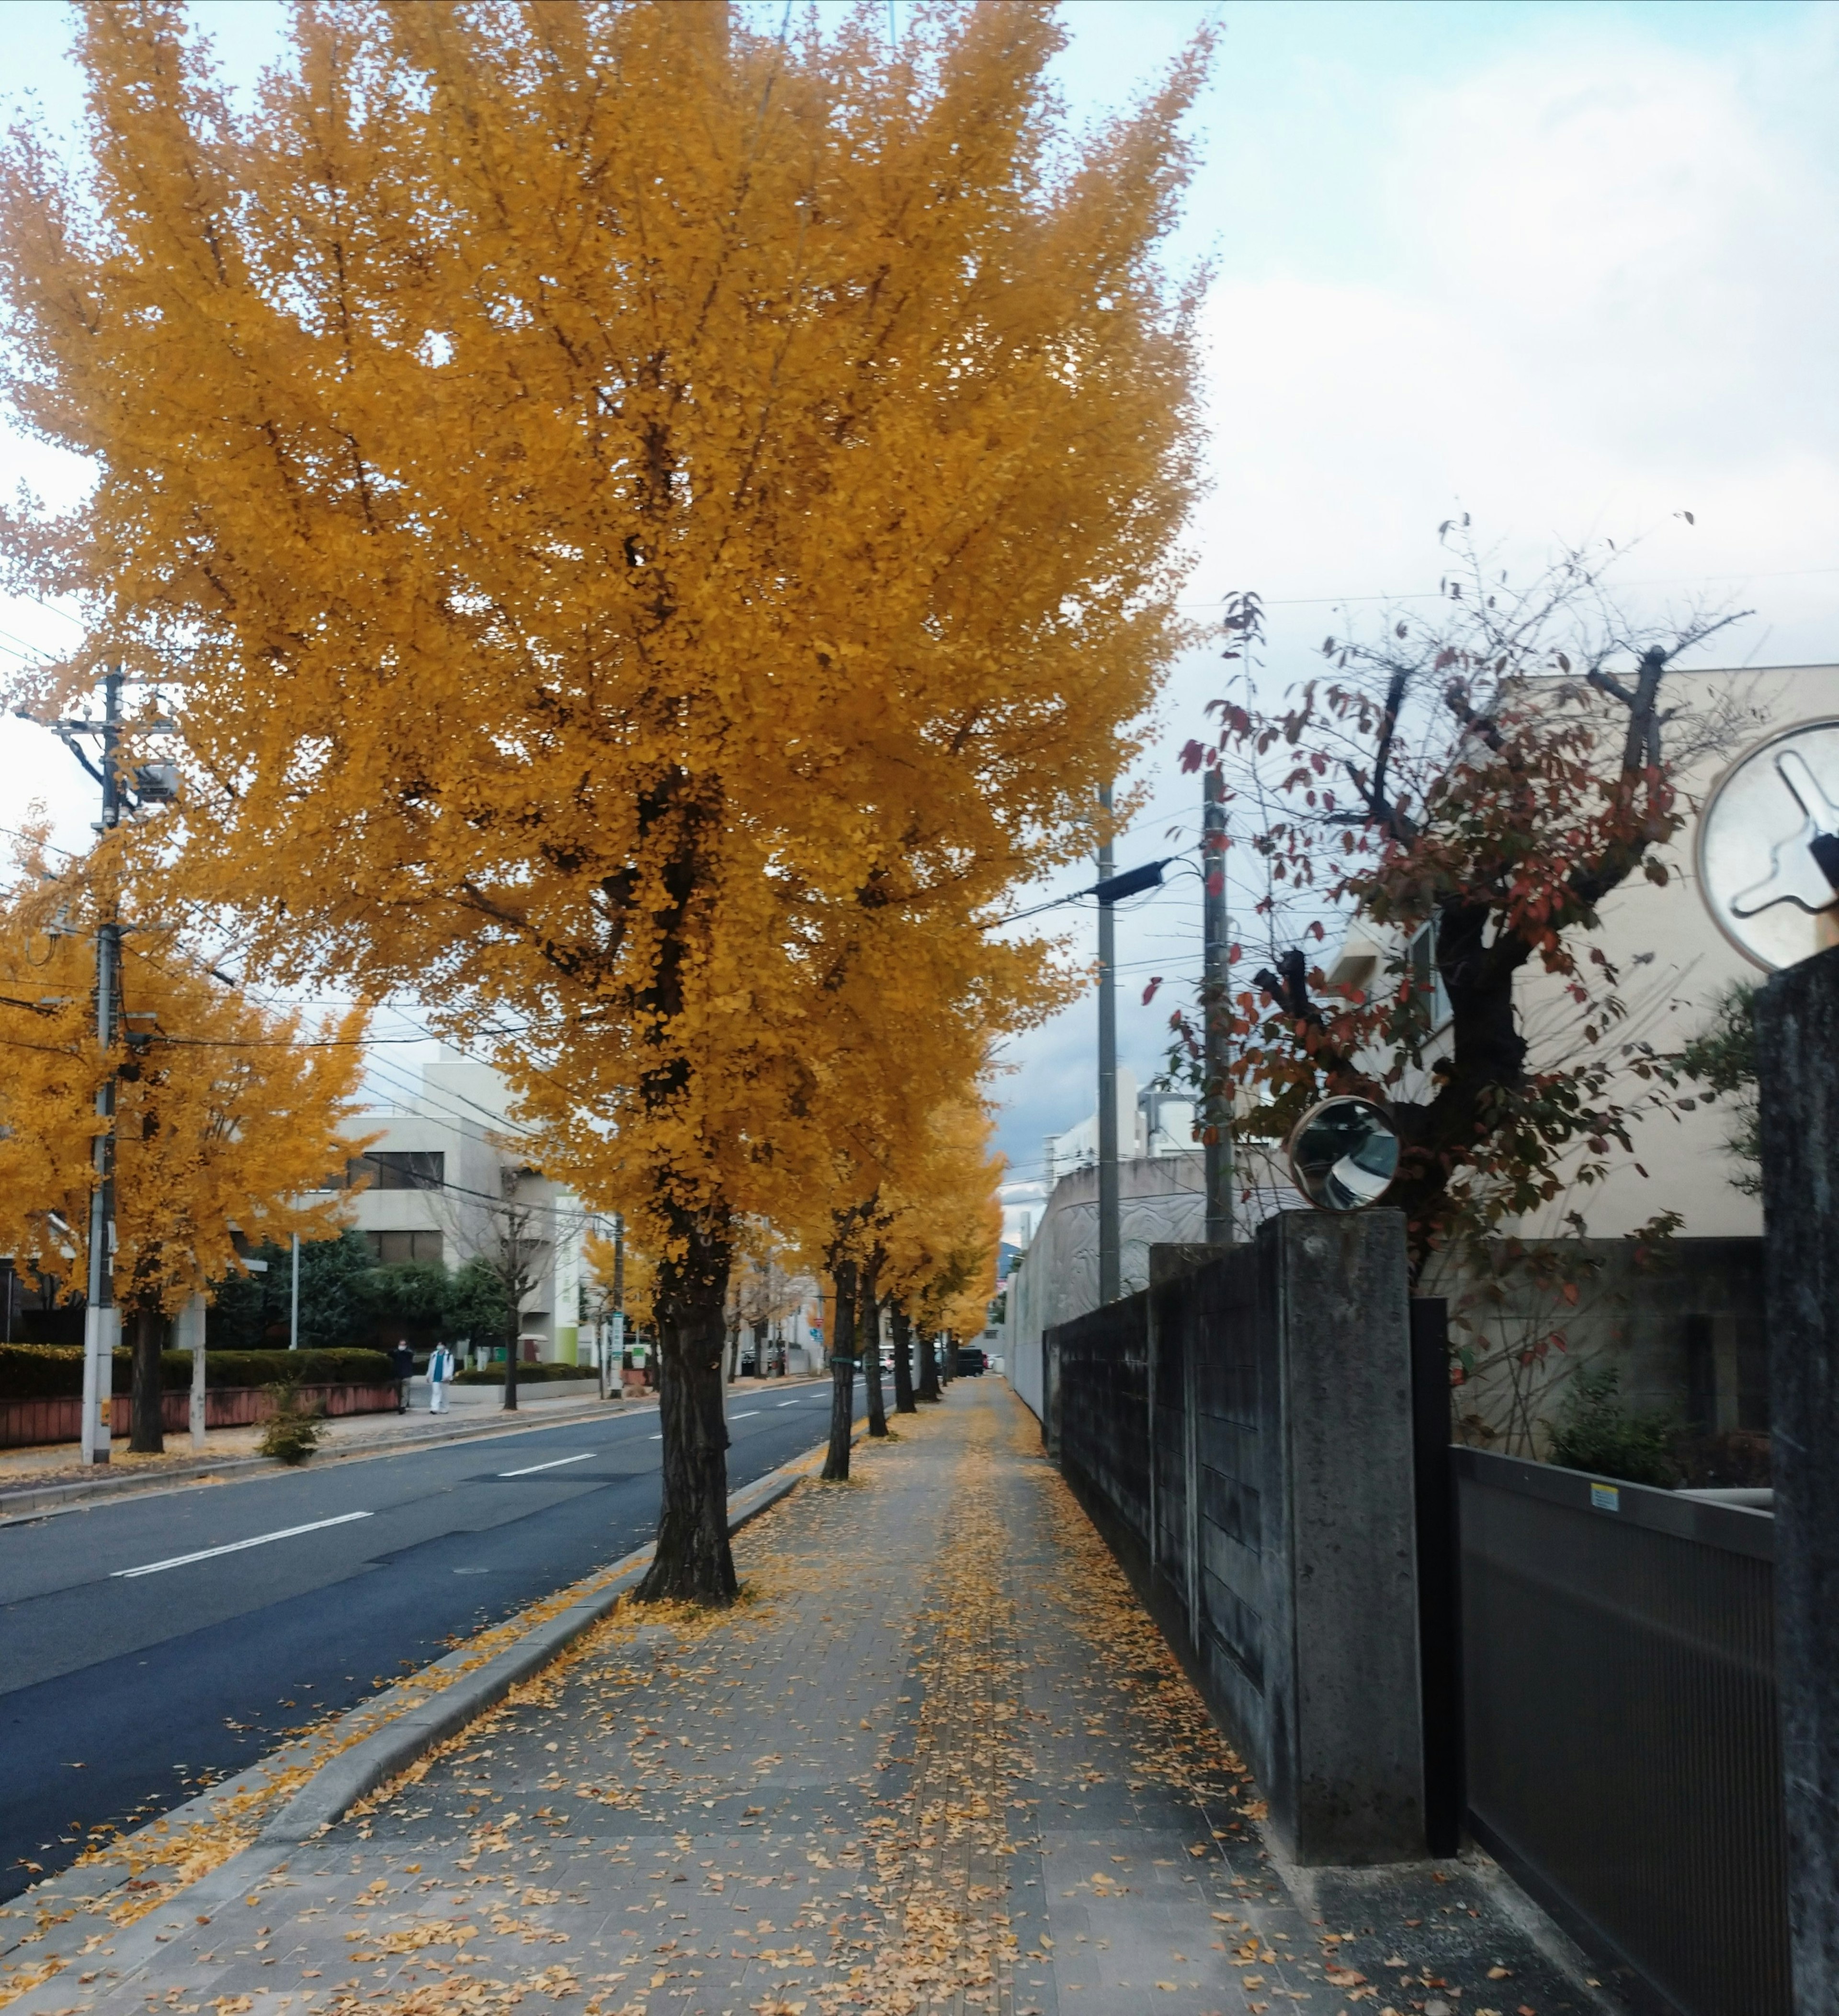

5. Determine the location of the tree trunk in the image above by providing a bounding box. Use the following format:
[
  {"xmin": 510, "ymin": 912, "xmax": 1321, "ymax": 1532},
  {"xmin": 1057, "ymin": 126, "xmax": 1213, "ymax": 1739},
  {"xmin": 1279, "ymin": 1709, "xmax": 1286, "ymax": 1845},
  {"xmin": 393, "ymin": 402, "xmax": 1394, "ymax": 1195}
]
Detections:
[
  {"xmin": 821, "ymin": 1258, "xmax": 858, "ymax": 1481},
  {"xmin": 129, "ymin": 1303, "xmax": 164, "ymax": 1454},
  {"xmin": 726, "ymin": 1319, "xmax": 741, "ymax": 1384},
  {"xmin": 917, "ymin": 1322, "xmax": 941, "ymax": 1403},
  {"xmin": 860, "ymin": 1270, "xmax": 887, "ymax": 1438},
  {"xmin": 891, "ymin": 1301, "xmax": 916, "ymax": 1414},
  {"xmin": 942, "ymin": 1330, "xmax": 959, "ymax": 1382},
  {"xmin": 638, "ymin": 1222, "xmax": 738, "ymax": 1605}
]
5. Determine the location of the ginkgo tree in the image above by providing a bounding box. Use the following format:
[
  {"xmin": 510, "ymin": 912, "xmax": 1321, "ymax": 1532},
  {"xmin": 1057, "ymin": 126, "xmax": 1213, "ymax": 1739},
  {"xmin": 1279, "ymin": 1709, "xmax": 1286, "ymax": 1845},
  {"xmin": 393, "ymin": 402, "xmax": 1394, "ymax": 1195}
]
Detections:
[
  {"xmin": 880, "ymin": 1094, "xmax": 1006, "ymax": 1412},
  {"xmin": 0, "ymin": 0, "xmax": 1208, "ymax": 1599},
  {"xmin": 0, "ymin": 847, "xmax": 370, "ymax": 1451}
]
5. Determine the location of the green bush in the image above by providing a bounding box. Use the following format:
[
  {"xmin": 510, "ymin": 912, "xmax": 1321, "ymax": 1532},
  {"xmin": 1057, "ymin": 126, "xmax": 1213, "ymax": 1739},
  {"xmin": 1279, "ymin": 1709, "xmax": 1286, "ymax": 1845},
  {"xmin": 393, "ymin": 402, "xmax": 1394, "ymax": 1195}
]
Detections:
[
  {"xmin": 0, "ymin": 1342, "xmax": 395, "ymax": 1401},
  {"xmin": 157, "ymin": 1347, "xmax": 396, "ymax": 1392},
  {"xmin": 1546, "ymin": 1363, "xmax": 1682, "ymax": 1489},
  {"xmin": 259, "ymin": 1383, "xmax": 325, "ymax": 1465},
  {"xmin": 0, "ymin": 1343, "xmax": 90, "ymax": 1399},
  {"xmin": 453, "ymin": 1361, "xmax": 601, "ymax": 1386}
]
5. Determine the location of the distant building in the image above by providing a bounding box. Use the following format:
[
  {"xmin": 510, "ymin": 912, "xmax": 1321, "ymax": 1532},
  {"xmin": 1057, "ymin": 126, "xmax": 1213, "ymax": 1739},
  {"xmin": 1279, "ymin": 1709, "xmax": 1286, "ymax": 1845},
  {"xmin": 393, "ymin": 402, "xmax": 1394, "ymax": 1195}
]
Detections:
[
  {"xmin": 311, "ymin": 1047, "xmax": 605, "ymax": 1365},
  {"xmin": 1041, "ymin": 1068, "xmax": 1198, "ymax": 1185}
]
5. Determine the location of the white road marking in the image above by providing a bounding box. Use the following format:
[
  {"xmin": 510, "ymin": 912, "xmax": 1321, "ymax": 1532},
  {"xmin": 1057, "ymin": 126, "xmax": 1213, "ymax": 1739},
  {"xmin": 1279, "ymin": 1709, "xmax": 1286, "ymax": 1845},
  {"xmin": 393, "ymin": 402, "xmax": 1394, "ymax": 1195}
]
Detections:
[
  {"xmin": 649, "ymin": 1433, "xmax": 663, "ymax": 1440},
  {"xmin": 729, "ymin": 1411, "xmax": 760, "ymax": 1420},
  {"xmin": 777, "ymin": 1399, "xmax": 802, "ymax": 1407},
  {"xmin": 498, "ymin": 1452, "xmax": 595, "ymax": 1478},
  {"xmin": 113, "ymin": 1510, "xmax": 373, "ymax": 1579}
]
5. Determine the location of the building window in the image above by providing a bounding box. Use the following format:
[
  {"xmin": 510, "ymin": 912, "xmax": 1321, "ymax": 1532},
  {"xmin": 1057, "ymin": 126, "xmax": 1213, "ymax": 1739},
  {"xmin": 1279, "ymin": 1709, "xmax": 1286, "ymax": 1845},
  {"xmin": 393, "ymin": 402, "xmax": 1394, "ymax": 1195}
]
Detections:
[
  {"xmin": 1407, "ymin": 921, "xmax": 1453, "ymax": 1033},
  {"xmin": 346, "ymin": 1150, "xmax": 445, "ymax": 1191},
  {"xmin": 365, "ymin": 1230, "xmax": 445, "ymax": 1266}
]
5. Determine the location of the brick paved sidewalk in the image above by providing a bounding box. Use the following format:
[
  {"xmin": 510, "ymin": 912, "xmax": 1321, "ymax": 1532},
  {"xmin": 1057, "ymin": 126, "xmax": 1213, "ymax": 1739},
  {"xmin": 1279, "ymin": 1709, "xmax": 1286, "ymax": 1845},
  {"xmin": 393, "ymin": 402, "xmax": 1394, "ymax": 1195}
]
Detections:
[{"xmin": 6, "ymin": 1382, "xmax": 1620, "ymax": 2016}]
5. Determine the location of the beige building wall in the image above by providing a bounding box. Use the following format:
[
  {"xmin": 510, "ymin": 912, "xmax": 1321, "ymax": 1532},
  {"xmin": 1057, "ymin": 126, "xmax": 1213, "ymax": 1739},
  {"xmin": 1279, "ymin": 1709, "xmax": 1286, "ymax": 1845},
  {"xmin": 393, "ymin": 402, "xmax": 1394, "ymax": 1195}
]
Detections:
[{"xmin": 1508, "ymin": 663, "xmax": 1836, "ymax": 1241}]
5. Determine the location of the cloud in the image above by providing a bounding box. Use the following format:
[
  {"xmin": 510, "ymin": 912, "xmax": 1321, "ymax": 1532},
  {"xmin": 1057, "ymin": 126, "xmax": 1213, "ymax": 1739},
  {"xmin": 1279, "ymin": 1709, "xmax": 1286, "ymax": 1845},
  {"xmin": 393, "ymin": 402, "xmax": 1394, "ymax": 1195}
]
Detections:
[{"xmin": 993, "ymin": 4, "xmax": 1839, "ymax": 1178}]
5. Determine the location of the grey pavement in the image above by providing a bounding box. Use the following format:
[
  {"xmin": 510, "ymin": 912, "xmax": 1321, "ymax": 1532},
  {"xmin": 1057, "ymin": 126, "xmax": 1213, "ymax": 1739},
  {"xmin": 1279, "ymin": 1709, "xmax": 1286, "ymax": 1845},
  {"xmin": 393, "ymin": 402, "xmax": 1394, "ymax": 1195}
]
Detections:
[{"xmin": 1, "ymin": 1381, "xmax": 1626, "ymax": 2016}]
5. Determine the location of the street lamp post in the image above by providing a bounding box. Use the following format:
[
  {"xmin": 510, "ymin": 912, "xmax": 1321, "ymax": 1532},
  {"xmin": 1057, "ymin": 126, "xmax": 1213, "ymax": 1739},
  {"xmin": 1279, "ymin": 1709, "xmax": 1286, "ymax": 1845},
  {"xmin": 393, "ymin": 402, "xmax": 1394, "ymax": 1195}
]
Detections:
[
  {"xmin": 1096, "ymin": 783, "xmax": 1120, "ymax": 1304},
  {"xmin": 78, "ymin": 672, "xmax": 123, "ymax": 1465},
  {"xmin": 1203, "ymin": 766, "xmax": 1235, "ymax": 1246}
]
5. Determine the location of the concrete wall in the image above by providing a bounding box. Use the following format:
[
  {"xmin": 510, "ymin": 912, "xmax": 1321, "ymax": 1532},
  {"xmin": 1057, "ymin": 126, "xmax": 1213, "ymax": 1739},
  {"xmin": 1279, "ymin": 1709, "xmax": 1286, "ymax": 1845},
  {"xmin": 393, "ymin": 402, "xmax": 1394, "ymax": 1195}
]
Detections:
[
  {"xmin": 1004, "ymin": 1144, "xmax": 1304, "ymax": 1421},
  {"xmin": 1438, "ymin": 1236, "xmax": 1768, "ymax": 1454},
  {"xmin": 1045, "ymin": 1209, "xmax": 1424, "ymax": 1866}
]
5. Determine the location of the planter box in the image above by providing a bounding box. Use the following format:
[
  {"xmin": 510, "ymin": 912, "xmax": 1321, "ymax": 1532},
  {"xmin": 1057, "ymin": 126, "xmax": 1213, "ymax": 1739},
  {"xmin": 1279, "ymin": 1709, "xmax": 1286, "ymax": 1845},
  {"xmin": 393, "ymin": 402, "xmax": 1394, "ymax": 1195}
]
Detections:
[{"xmin": 0, "ymin": 1382, "xmax": 401, "ymax": 1450}]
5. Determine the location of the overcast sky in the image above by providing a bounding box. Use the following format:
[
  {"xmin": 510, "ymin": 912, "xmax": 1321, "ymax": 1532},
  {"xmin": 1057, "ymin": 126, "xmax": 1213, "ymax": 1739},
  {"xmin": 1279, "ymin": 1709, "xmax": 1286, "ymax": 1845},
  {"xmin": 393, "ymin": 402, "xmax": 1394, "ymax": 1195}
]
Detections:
[{"xmin": 1, "ymin": 1, "xmax": 1835, "ymax": 1218}]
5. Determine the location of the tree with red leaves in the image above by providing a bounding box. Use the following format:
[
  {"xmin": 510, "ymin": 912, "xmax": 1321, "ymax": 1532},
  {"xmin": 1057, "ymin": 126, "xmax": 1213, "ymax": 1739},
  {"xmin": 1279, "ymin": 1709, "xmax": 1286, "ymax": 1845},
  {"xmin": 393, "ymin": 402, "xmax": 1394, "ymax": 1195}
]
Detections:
[{"xmin": 1165, "ymin": 523, "xmax": 1749, "ymax": 1285}]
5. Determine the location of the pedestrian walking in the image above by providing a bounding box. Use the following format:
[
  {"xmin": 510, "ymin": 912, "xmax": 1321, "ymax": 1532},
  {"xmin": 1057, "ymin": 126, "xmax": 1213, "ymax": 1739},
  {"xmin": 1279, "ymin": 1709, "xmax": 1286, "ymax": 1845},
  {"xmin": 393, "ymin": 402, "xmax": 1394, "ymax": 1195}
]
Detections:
[
  {"xmin": 390, "ymin": 1338, "xmax": 415, "ymax": 1414},
  {"xmin": 427, "ymin": 1341, "xmax": 454, "ymax": 1413}
]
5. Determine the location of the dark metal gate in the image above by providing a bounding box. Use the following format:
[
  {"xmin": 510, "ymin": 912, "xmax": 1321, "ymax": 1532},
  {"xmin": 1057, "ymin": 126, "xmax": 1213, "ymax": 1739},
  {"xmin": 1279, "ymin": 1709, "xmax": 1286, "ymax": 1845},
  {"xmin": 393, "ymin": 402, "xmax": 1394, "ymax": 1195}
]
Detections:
[{"xmin": 1413, "ymin": 1303, "xmax": 1791, "ymax": 2016}]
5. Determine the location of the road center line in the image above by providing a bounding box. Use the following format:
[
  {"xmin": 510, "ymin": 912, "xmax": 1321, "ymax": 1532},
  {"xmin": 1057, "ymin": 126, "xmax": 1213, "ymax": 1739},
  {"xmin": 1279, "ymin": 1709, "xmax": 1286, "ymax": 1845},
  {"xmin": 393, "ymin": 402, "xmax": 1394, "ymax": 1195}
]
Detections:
[
  {"xmin": 729, "ymin": 1411, "xmax": 760, "ymax": 1420},
  {"xmin": 112, "ymin": 1510, "xmax": 374, "ymax": 1579},
  {"xmin": 498, "ymin": 1452, "xmax": 595, "ymax": 1478},
  {"xmin": 776, "ymin": 1399, "xmax": 802, "ymax": 1407}
]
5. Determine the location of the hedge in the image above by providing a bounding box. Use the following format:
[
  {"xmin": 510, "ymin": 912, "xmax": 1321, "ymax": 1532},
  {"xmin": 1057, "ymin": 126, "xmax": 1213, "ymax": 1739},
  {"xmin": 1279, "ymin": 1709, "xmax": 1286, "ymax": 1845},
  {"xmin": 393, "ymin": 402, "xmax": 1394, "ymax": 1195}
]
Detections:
[
  {"xmin": 453, "ymin": 1361, "xmax": 601, "ymax": 1386},
  {"xmin": 0, "ymin": 1342, "xmax": 395, "ymax": 1400}
]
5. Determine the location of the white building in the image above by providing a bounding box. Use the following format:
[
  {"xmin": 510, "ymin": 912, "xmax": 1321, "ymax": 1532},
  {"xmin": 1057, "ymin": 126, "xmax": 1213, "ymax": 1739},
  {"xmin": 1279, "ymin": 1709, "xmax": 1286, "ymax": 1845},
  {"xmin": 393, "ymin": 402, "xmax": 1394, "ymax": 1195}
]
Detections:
[
  {"xmin": 1041, "ymin": 1069, "xmax": 1198, "ymax": 1185},
  {"xmin": 327, "ymin": 1047, "xmax": 602, "ymax": 1365}
]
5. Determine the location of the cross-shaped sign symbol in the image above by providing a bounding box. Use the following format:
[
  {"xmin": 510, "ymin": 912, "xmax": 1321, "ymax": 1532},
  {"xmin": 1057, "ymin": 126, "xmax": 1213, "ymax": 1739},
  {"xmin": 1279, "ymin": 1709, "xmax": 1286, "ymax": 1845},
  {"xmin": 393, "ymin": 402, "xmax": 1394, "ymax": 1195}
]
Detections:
[{"xmin": 1731, "ymin": 748, "xmax": 1839, "ymax": 917}]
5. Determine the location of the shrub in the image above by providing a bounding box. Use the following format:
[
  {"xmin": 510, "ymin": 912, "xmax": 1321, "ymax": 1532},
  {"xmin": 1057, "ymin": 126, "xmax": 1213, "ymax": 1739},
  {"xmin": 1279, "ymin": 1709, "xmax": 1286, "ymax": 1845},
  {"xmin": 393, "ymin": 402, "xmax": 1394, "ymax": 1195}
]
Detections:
[
  {"xmin": 1546, "ymin": 1363, "xmax": 1682, "ymax": 1489},
  {"xmin": 156, "ymin": 1347, "xmax": 396, "ymax": 1392},
  {"xmin": 0, "ymin": 1342, "xmax": 91, "ymax": 1399},
  {"xmin": 453, "ymin": 1361, "xmax": 601, "ymax": 1386},
  {"xmin": 259, "ymin": 1382, "xmax": 324, "ymax": 1465}
]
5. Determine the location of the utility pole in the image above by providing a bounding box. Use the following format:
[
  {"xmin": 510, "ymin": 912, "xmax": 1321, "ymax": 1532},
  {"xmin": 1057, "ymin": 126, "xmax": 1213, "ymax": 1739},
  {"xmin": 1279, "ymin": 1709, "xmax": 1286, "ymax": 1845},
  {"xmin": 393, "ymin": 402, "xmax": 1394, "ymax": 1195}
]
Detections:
[
  {"xmin": 78, "ymin": 671, "xmax": 123, "ymax": 1465},
  {"xmin": 1203, "ymin": 766, "xmax": 1235, "ymax": 1245},
  {"xmin": 289, "ymin": 1232, "xmax": 300, "ymax": 1350},
  {"xmin": 610, "ymin": 1212, "xmax": 627, "ymax": 1390},
  {"xmin": 1096, "ymin": 781, "xmax": 1120, "ymax": 1303}
]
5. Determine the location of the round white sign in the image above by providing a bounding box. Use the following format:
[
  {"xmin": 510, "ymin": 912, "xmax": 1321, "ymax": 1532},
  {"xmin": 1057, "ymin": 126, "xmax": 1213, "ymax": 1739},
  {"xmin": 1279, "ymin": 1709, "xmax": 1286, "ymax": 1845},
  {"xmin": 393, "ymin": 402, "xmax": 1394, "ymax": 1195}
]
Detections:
[{"xmin": 1695, "ymin": 717, "xmax": 1839, "ymax": 971}]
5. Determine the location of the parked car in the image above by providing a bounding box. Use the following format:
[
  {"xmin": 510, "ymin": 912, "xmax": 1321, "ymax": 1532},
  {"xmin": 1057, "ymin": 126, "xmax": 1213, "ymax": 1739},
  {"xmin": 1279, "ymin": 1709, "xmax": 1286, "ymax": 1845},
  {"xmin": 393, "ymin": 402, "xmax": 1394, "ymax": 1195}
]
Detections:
[{"xmin": 956, "ymin": 1347, "xmax": 988, "ymax": 1376}]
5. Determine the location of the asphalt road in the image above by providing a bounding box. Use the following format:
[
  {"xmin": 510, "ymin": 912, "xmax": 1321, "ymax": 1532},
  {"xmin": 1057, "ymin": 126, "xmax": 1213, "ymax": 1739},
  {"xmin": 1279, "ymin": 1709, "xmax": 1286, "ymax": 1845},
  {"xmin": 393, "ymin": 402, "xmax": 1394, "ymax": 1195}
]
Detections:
[{"xmin": 0, "ymin": 1380, "xmax": 854, "ymax": 1900}]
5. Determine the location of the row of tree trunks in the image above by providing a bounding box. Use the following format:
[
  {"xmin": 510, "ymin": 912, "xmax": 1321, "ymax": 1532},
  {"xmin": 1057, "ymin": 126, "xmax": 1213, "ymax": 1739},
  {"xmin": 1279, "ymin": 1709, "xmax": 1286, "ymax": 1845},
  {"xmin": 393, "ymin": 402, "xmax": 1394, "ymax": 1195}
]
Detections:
[
  {"xmin": 637, "ymin": 1224, "xmax": 738, "ymax": 1604},
  {"xmin": 917, "ymin": 1322, "xmax": 941, "ymax": 1402},
  {"xmin": 822, "ymin": 1256, "xmax": 859, "ymax": 1481},
  {"xmin": 859, "ymin": 1261, "xmax": 888, "ymax": 1438},
  {"xmin": 890, "ymin": 1301, "xmax": 916, "ymax": 1414}
]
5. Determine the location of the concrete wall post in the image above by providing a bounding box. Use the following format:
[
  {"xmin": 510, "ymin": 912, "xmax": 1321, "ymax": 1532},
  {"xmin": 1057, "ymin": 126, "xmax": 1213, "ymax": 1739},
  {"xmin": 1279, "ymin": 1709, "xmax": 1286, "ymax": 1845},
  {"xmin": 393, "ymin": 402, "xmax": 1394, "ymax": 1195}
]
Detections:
[
  {"xmin": 1756, "ymin": 945, "xmax": 1839, "ymax": 2008},
  {"xmin": 1259, "ymin": 1209, "xmax": 1423, "ymax": 1864}
]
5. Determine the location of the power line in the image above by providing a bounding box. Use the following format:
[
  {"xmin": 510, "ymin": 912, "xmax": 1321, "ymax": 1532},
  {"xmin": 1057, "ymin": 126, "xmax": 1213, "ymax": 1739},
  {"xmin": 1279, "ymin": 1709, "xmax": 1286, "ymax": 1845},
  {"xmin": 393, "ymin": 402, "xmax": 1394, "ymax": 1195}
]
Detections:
[{"xmin": 1175, "ymin": 561, "xmax": 1839, "ymax": 613}]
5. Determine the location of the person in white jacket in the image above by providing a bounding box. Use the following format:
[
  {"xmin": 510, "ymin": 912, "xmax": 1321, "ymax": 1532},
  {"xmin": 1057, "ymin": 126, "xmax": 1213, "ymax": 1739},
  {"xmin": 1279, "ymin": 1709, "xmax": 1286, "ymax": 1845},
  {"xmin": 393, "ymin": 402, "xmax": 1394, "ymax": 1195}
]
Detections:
[{"xmin": 427, "ymin": 1342, "xmax": 455, "ymax": 1413}]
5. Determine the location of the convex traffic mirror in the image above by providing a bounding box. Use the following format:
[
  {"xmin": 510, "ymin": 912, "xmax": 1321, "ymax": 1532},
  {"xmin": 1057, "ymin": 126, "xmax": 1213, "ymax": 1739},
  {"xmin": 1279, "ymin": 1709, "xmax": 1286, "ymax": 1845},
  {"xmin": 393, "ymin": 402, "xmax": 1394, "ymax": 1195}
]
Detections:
[{"xmin": 1287, "ymin": 1096, "xmax": 1400, "ymax": 1211}]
